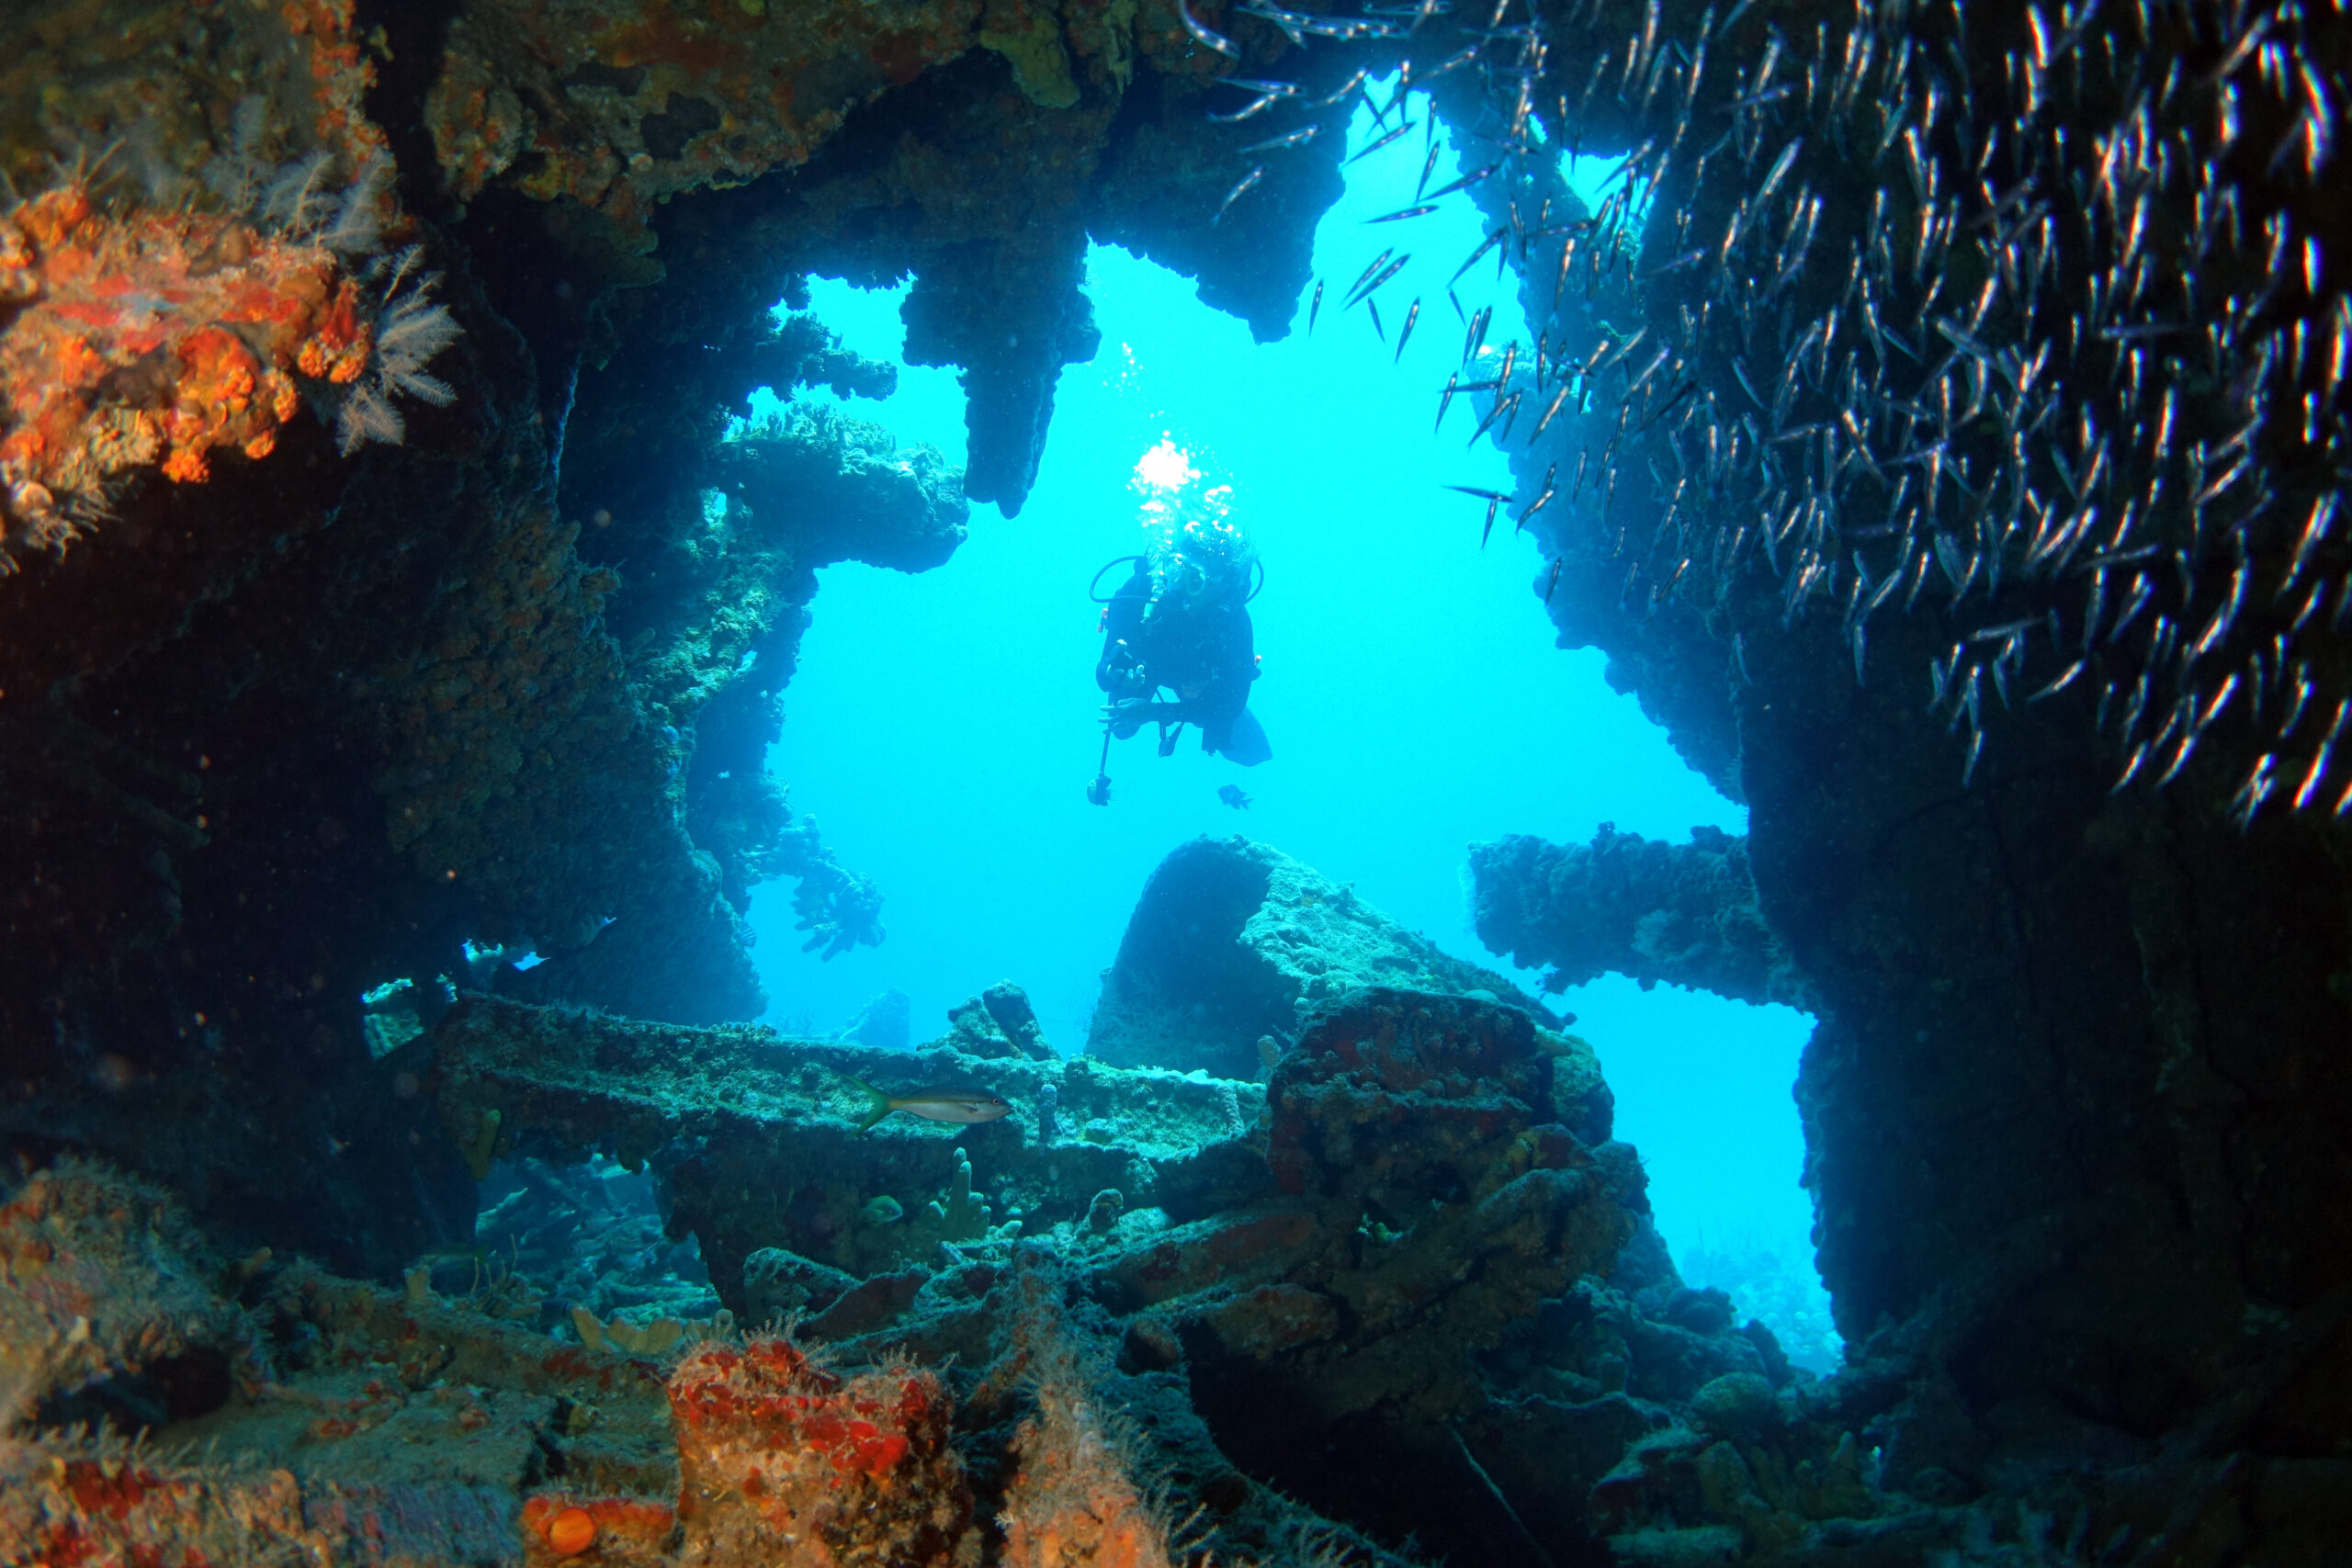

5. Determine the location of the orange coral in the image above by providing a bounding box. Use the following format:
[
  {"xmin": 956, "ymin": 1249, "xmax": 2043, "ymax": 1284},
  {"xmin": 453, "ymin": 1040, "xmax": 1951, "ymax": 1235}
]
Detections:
[
  {"xmin": 282, "ymin": 0, "xmax": 390, "ymax": 167},
  {"xmin": 507, "ymin": 1337, "xmax": 980, "ymax": 1565},
  {"xmin": 662, "ymin": 1336, "xmax": 976, "ymax": 1564},
  {"xmin": 520, "ymin": 1495, "xmax": 677, "ymax": 1567},
  {"xmin": 538, "ymin": 1503, "xmax": 600, "ymax": 1557},
  {"xmin": 545, "ymin": 1506, "xmax": 597, "ymax": 1554},
  {"xmin": 0, "ymin": 182, "xmax": 400, "ymax": 561},
  {"xmin": 999, "ymin": 1301, "xmax": 1181, "ymax": 1568}
]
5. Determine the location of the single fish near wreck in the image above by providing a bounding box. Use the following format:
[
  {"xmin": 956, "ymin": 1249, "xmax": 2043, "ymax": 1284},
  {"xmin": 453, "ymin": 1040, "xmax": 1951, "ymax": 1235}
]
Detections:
[
  {"xmin": 1218, "ymin": 784, "xmax": 1252, "ymax": 809},
  {"xmin": 1444, "ymin": 483, "xmax": 1510, "ymax": 547},
  {"xmin": 1213, "ymin": 166, "xmax": 1266, "ymax": 226},
  {"xmin": 1240, "ymin": 125, "xmax": 1323, "ymax": 154},
  {"xmin": 846, "ymin": 1076, "xmax": 1012, "ymax": 1134},
  {"xmin": 1346, "ymin": 120, "xmax": 1416, "ymax": 164},
  {"xmin": 1177, "ymin": 0, "xmax": 1240, "ymax": 57}
]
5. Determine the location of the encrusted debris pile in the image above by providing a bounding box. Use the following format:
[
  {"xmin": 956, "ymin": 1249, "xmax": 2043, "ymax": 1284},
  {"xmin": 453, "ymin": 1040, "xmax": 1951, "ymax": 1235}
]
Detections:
[
  {"xmin": 423, "ymin": 977, "xmax": 1889, "ymax": 1565},
  {"xmin": 13, "ymin": 980, "xmax": 2224, "ymax": 1568},
  {"xmin": 0, "ymin": 1158, "xmax": 1374, "ymax": 1568},
  {"xmin": 429, "ymin": 991, "xmax": 1270, "ymax": 1303}
]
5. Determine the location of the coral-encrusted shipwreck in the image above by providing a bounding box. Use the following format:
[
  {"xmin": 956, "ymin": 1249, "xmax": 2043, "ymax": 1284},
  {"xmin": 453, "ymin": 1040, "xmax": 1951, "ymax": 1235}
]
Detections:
[
  {"xmin": 0, "ymin": 975, "xmax": 1805, "ymax": 1568},
  {"xmin": 2, "ymin": 971, "xmax": 2091, "ymax": 1568},
  {"xmin": 6, "ymin": 0, "xmax": 2352, "ymax": 1563}
]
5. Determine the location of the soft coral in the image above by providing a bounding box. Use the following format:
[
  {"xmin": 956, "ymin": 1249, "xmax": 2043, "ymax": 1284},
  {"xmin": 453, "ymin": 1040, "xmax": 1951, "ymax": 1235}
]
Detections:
[{"xmin": 0, "ymin": 165, "xmax": 454, "ymax": 570}]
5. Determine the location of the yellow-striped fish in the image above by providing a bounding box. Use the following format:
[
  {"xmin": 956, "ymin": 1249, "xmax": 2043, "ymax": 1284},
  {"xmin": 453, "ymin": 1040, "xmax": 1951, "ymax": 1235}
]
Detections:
[{"xmin": 846, "ymin": 1077, "xmax": 1012, "ymax": 1134}]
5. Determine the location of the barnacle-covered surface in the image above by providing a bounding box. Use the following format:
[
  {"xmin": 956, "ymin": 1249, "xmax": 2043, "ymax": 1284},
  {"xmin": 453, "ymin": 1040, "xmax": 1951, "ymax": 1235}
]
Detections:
[
  {"xmin": 0, "ymin": 1157, "xmax": 265, "ymax": 1426},
  {"xmin": 17, "ymin": 988, "xmax": 2163, "ymax": 1568},
  {"xmin": 0, "ymin": 62, "xmax": 983, "ymax": 1275},
  {"xmin": 0, "ymin": 2, "xmax": 433, "ymax": 553}
]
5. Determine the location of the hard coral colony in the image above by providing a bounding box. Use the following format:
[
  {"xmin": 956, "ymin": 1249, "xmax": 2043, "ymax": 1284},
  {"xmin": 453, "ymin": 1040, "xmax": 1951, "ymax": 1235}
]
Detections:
[{"xmin": 0, "ymin": 161, "xmax": 458, "ymax": 570}]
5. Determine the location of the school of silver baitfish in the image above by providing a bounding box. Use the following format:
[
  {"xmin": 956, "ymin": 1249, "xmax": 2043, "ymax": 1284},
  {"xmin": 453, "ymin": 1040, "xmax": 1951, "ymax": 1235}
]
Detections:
[{"xmin": 1193, "ymin": 0, "xmax": 2344, "ymax": 824}]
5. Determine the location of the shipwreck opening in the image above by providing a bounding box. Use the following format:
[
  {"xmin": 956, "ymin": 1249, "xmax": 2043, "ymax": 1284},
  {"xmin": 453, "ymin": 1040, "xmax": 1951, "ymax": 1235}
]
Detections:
[{"xmin": 729, "ymin": 76, "xmax": 1834, "ymax": 1364}]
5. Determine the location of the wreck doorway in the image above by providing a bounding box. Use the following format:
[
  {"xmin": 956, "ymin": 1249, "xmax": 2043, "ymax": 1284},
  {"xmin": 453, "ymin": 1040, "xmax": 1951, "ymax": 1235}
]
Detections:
[{"xmin": 746, "ymin": 79, "xmax": 1830, "ymax": 1369}]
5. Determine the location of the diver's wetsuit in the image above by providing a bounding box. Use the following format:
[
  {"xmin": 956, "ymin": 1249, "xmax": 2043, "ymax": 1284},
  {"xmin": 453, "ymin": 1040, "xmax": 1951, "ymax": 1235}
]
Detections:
[{"xmin": 1096, "ymin": 559, "xmax": 1270, "ymax": 765}]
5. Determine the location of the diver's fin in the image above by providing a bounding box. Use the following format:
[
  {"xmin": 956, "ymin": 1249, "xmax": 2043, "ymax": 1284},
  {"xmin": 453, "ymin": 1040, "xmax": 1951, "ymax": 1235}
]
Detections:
[{"xmin": 846, "ymin": 1076, "xmax": 894, "ymax": 1134}]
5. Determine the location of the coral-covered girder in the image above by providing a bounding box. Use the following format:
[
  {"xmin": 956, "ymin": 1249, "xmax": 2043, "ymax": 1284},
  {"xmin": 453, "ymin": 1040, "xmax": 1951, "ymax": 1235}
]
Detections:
[{"xmin": 1469, "ymin": 825, "xmax": 1807, "ymax": 1010}]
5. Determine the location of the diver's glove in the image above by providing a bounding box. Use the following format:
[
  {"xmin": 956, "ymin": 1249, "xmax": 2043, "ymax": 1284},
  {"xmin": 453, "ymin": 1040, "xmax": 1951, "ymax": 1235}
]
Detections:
[{"xmin": 1103, "ymin": 699, "xmax": 1178, "ymax": 739}]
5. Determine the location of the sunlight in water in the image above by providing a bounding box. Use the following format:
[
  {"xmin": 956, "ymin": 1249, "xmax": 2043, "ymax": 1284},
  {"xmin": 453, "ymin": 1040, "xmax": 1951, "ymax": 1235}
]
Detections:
[{"xmin": 1131, "ymin": 436, "xmax": 1199, "ymax": 493}]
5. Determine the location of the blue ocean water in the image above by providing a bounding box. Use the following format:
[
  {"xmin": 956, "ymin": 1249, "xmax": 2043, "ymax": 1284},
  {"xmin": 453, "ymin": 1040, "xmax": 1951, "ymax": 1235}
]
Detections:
[{"xmin": 746, "ymin": 84, "xmax": 1831, "ymax": 1361}]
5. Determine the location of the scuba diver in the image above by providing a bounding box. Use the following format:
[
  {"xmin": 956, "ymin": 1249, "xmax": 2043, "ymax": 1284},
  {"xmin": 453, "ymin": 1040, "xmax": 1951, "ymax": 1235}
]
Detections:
[{"xmin": 1087, "ymin": 513, "xmax": 1270, "ymax": 804}]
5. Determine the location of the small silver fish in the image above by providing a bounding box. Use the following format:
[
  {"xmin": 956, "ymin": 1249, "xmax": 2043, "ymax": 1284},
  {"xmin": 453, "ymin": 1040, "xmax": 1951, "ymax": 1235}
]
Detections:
[
  {"xmin": 1517, "ymin": 463, "xmax": 1556, "ymax": 527},
  {"xmin": 1237, "ymin": 0, "xmax": 1312, "ymax": 45},
  {"xmin": 1345, "ymin": 251, "xmax": 1410, "ymax": 307},
  {"xmin": 1423, "ymin": 40, "xmax": 1484, "ymax": 81},
  {"xmin": 1344, "ymin": 247, "xmax": 1395, "ymax": 301},
  {"xmin": 1440, "ymin": 483, "xmax": 1507, "ymax": 546},
  {"xmin": 1422, "ymin": 162, "xmax": 1499, "ymax": 201},
  {"xmin": 1178, "ymin": 0, "xmax": 1240, "ymax": 57},
  {"xmin": 1306, "ymin": 67, "xmax": 1372, "ymax": 108},
  {"xmin": 1208, "ymin": 93, "xmax": 1284, "ymax": 124},
  {"xmin": 1530, "ymin": 383, "xmax": 1574, "ymax": 444},
  {"xmin": 1240, "ymin": 125, "xmax": 1323, "ymax": 154},
  {"xmin": 1347, "ymin": 120, "xmax": 1416, "ymax": 164},
  {"xmin": 1214, "ymin": 166, "xmax": 1265, "ymax": 226},
  {"xmin": 1450, "ymin": 226, "xmax": 1506, "ymax": 288},
  {"xmin": 1460, "ymin": 304, "xmax": 1491, "ymax": 367}
]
